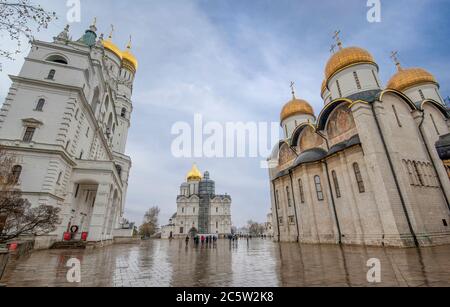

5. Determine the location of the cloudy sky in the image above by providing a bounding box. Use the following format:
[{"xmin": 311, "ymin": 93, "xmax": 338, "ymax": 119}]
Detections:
[{"xmin": 0, "ymin": 0, "xmax": 449, "ymax": 227}]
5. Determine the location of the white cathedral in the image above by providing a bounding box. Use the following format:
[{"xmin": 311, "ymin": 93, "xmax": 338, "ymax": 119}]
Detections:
[
  {"xmin": 0, "ymin": 21, "xmax": 137, "ymax": 248},
  {"xmin": 161, "ymin": 164, "xmax": 232, "ymax": 239}
]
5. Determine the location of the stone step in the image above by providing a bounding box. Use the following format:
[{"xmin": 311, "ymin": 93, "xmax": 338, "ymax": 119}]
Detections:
[{"xmin": 51, "ymin": 241, "xmax": 87, "ymax": 250}]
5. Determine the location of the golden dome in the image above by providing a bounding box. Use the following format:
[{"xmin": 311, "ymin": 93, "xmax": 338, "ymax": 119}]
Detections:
[
  {"xmin": 387, "ymin": 67, "xmax": 438, "ymax": 92},
  {"xmin": 187, "ymin": 164, "xmax": 202, "ymax": 181},
  {"xmin": 102, "ymin": 38, "xmax": 122, "ymax": 60},
  {"xmin": 280, "ymin": 97, "xmax": 315, "ymax": 122},
  {"xmin": 325, "ymin": 47, "xmax": 376, "ymax": 80},
  {"xmin": 122, "ymin": 40, "xmax": 138, "ymax": 72},
  {"xmin": 321, "ymin": 79, "xmax": 327, "ymax": 96}
]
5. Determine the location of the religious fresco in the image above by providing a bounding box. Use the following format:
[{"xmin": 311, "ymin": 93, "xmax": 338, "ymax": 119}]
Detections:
[
  {"xmin": 299, "ymin": 126, "xmax": 325, "ymax": 152},
  {"xmin": 278, "ymin": 143, "xmax": 296, "ymax": 169},
  {"xmin": 326, "ymin": 103, "xmax": 357, "ymax": 144}
]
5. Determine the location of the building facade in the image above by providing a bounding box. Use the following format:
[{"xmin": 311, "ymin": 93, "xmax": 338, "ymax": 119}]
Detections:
[
  {"xmin": 0, "ymin": 22, "xmax": 137, "ymax": 248},
  {"xmin": 269, "ymin": 40, "xmax": 450, "ymax": 248},
  {"xmin": 161, "ymin": 164, "xmax": 232, "ymax": 238}
]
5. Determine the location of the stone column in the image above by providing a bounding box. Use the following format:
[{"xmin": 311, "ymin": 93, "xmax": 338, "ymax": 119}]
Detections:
[{"xmin": 88, "ymin": 183, "xmax": 111, "ymax": 242}]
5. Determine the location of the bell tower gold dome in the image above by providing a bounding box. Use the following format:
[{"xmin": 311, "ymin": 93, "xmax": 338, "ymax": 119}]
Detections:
[
  {"xmin": 122, "ymin": 37, "xmax": 138, "ymax": 72},
  {"xmin": 187, "ymin": 164, "xmax": 202, "ymax": 181},
  {"xmin": 325, "ymin": 46, "xmax": 376, "ymax": 80},
  {"xmin": 102, "ymin": 29, "xmax": 122, "ymax": 60}
]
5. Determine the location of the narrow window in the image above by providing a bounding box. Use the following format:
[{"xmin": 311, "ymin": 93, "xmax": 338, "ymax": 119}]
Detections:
[
  {"xmin": 286, "ymin": 186, "xmax": 292, "ymax": 207},
  {"xmin": 353, "ymin": 71, "xmax": 361, "ymax": 90},
  {"xmin": 278, "ymin": 217, "xmax": 284, "ymax": 225},
  {"xmin": 444, "ymin": 219, "xmax": 448, "ymax": 227},
  {"xmin": 79, "ymin": 151, "xmax": 83, "ymax": 160},
  {"xmin": 216, "ymin": 221, "xmax": 218, "ymax": 229},
  {"xmin": 10, "ymin": 165, "xmax": 22, "ymax": 184},
  {"xmin": 372, "ymin": 70, "xmax": 380, "ymax": 87},
  {"xmin": 47, "ymin": 69, "xmax": 56, "ymax": 80},
  {"xmin": 180, "ymin": 227, "xmax": 184, "ymax": 234},
  {"xmin": 121, "ymin": 108, "xmax": 127, "ymax": 118},
  {"xmin": 182, "ymin": 207, "xmax": 185, "ymax": 213},
  {"xmin": 419, "ymin": 89, "xmax": 425, "ymax": 100},
  {"xmin": 336, "ymin": 80, "xmax": 342, "ymax": 97},
  {"xmin": 276, "ymin": 190, "xmax": 280, "ymax": 210},
  {"xmin": 216, "ymin": 207, "xmax": 218, "ymax": 213},
  {"xmin": 392, "ymin": 105, "xmax": 402, "ymax": 127},
  {"xmin": 314, "ymin": 176, "xmax": 324, "ymax": 201},
  {"xmin": 332, "ymin": 171, "xmax": 341, "ymax": 198},
  {"xmin": 35, "ymin": 98, "xmax": 45, "ymax": 111},
  {"xmin": 298, "ymin": 179, "xmax": 305, "ymax": 203},
  {"xmin": 23, "ymin": 127, "xmax": 36, "ymax": 143},
  {"xmin": 56, "ymin": 172, "xmax": 63, "ymax": 185},
  {"xmin": 353, "ymin": 163, "xmax": 366, "ymax": 193},
  {"xmin": 430, "ymin": 114, "xmax": 440, "ymax": 136},
  {"xmin": 74, "ymin": 184, "xmax": 80, "ymax": 198},
  {"xmin": 65, "ymin": 141, "xmax": 70, "ymax": 150},
  {"xmin": 86, "ymin": 127, "xmax": 90, "ymax": 137}
]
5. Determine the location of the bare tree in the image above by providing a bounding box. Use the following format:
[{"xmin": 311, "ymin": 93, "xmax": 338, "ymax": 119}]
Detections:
[
  {"xmin": 247, "ymin": 220, "xmax": 264, "ymax": 236},
  {"xmin": 0, "ymin": 0, "xmax": 57, "ymax": 70},
  {"xmin": 139, "ymin": 206, "xmax": 160, "ymax": 238},
  {"xmin": 0, "ymin": 147, "xmax": 60, "ymax": 244}
]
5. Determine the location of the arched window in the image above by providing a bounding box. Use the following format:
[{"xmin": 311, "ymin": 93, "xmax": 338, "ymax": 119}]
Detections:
[
  {"xmin": 353, "ymin": 163, "xmax": 366, "ymax": 193},
  {"xmin": 121, "ymin": 108, "xmax": 127, "ymax": 118},
  {"xmin": 332, "ymin": 170, "xmax": 341, "ymax": 198},
  {"xmin": 298, "ymin": 179, "xmax": 305, "ymax": 203},
  {"xmin": 47, "ymin": 69, "xmax": 56, "ymax": 80},
  {"xmin": 314, "ymin": 176, "xmax": 324, "ymax": 201},
  {"xmin": 286, "ymin": 186, "xmax": 292, "ymax": 207},
  {"xmin": 45, "ymin": 55, "xmax": 68, "ymax": 65},
  {"xmin": 10, "ymin": 165, "xmax": 22, "ymax": 184},
  {"xmin": 35, "ymin": 98, "xmax": 45, "ymax": 111}
]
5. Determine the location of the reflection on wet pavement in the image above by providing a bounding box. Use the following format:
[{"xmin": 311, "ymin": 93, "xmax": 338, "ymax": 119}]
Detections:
[{"xmin": 2, "ymin": 239, "xmax": 450, "ymax": 287}]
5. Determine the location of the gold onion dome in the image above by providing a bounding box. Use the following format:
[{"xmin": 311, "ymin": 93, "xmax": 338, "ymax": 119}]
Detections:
[
  {"xmin": 387, "ymin": 67, "xmax": 438, "ymax": 92},
  {"xmin": 280, "ymin": 97, "xmax": 315, "ymax": 122},
  {"xmin": 102, "ymin": 35, "xmax": 122, "ymax": 60},
  {"xmin": 187, "ymin": 164, "xmax": 202, "ymax": 181},
  {"xmin": 122, "ymin": 38, "xmax": 138, "ymax": 72},
  {"xmin": 321, "ymin": 79, "xmax": 327, "ymax": 96},
  {"xmin": 325, "ymin": 47, "xmax": 376, "ymax": 80}
]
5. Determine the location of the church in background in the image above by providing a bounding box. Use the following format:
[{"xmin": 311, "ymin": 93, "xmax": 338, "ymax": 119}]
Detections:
[
  {"xmin": 162, "ymin": 164, "xmax": 232, "ymax": 238},
  {"xmin": 0, "ymin": 21, "xmax": 137, "ymax": 248},
  {"xmin": 268, "ymin": 34, "xmax": 450, "ymax": 248}
]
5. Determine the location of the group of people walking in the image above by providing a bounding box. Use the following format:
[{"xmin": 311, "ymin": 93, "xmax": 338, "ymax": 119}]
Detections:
[{"xmin": 185, "ymin": 235, "xmax": 218, "ymax": 247}]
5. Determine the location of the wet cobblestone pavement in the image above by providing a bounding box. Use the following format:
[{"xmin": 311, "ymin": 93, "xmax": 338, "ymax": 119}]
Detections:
[{"xmin": 2, "ymin": 239, "xmax": 450, "ymax": 287}]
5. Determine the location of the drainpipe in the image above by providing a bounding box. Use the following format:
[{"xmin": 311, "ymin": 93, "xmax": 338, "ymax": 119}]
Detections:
[
  {"xmin": 371, "ymin": 102, "xmax": 419, "ymax": 247},
  {"xmin": 418, "ymin": 112, "xmax": 450, "ymax": 212},
  {"xmin": 271, "ymin": 180, "xmax": 281, "ymax": 242},
  {"xmin": 316, "ymin": 131, "xmax": 342, "ymax": 244},
  {"xmin": 288, "ymin": 171, "xmax": 300, "ymax": 242}
]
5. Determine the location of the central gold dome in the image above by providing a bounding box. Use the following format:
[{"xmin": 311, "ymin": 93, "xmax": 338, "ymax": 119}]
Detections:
[
  {"xmin": 280, "ymin": 98, "xmax": 315, "ymax": 122},
  {"xmin": 325, "ymin": 47, "xmax": 376, "ymax": 80},
  {"xmin": 187, "ymin": 164, "xmax": 202, "ymax": 181},
  {"xmin": 387, "ymin": 67, "xmax": 438, "ymax": 92}
]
